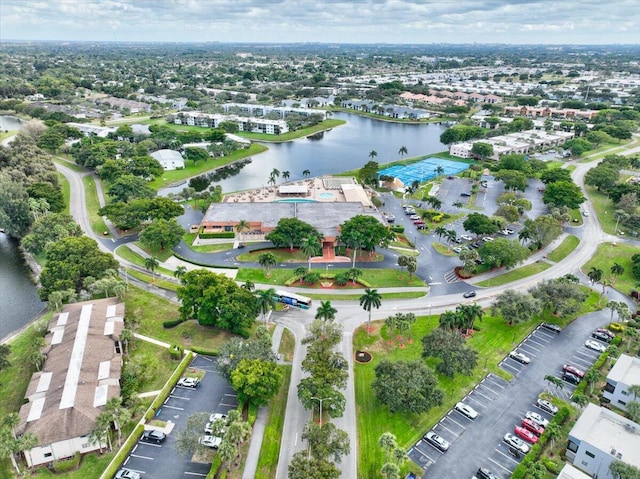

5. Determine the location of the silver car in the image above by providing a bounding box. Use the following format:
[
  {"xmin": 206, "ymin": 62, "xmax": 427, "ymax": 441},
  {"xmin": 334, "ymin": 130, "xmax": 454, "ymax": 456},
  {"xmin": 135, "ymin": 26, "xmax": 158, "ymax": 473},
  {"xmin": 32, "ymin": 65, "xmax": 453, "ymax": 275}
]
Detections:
[
  {"xmin": 503, "ymin": 433, "xmax": 530, "ymax": 454},
  {"xmin": 509, "ymin": 350, "xmax": 530, "ymax": 364},
  {"xmin": 424, "ymin": 431, "xmax": 450, "ymax": 452},
  {"xmin": 525, "ymin": 411, "xmax": 549, "ymax": 428},
  {"xmin": 455, "ymin": 402, "xmax": 478, "ymax": 419}
]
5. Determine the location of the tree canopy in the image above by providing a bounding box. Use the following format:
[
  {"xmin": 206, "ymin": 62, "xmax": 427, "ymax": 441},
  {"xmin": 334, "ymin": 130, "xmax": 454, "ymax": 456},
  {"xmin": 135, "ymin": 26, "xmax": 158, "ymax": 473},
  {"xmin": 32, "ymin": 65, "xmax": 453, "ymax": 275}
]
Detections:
[
  {"xmin": 463, "ymin": 213, "xmax": 501, "ymax": 237},
  {"xmin": 478, "ymin": 238, "xmax": 529, "ymax": 269},
  {"xmin": 492, "ymin": 289, "xmax": 541, "ymax": 325},
  {"xmin": 230, "ymin": 358, "xmax": 283, "ymax": 406},
  {"xmin": 421, "ymin": 328, "xmax": 478, "ymax": 377},
  {"xmin": 139, "ymin": 218, "xmax": 184, "ymax": 250},
  {"xmin": 265, "ymin": 217, "xmax": 322, "ymax": 250},
  {"xmin": 22, "ymin": 213, "xmax": 82, "ymax": 255}
]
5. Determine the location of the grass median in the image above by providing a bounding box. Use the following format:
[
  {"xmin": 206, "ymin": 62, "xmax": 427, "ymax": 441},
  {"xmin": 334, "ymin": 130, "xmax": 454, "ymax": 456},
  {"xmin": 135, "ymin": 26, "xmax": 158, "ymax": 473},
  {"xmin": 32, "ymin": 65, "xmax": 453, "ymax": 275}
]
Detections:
[
  {"xmin": 582, "ymin": 242, "xmax": 639, "ymax": 295},
  {"xmin": 82, "ymin": 175, "xmax": 111, "ymax": 238},
  {"xmin": 475, "ymin": 261, "xmax": 551, "ymax": 287},
  {"xmin": 547, "ymin": 235, "xmax": 579, "ymax": 263}
]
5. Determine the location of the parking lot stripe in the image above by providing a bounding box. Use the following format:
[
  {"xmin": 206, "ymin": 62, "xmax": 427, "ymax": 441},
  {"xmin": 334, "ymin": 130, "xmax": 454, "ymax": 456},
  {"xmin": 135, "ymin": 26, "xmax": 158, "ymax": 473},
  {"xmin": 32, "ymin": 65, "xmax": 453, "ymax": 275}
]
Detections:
[
  {"xmin": 483, "ymin": 377, "xmax": 506, "ymax": 390},
  {"xmin": 488, "ymin": 457, "xmax": 514, "ymax": 474},
  {"xmin": 411, "ymin": 444, "xmax": 437, "ymax": 463},
  {"xmin": 472, "ymin": 388, "xmax": 496, "ymax": 402},
  {"xmin": 495, "ymin": 448, "xmax": 520, "ymax": 465},
  {"xmin": 184, "ymin": 473, "xmax": 207, "ymax": 477},
  {"xmin": 465, "ymin": 395, "xmax": 487, "ymax": 409},
  {"xmin": 478, "ymin": 383, "xmax": 500, "ymax": 397},
  {"xmin": 436, "ymin": 423, "xmax": 460, "ymax": 437},
  {"xmin": 131, "ymin": 453, "xmax": 154, "ymax": 460},
  {"xmin": 446, "ymin": 414, "xmax": 467, "ymax": 429},
  {"xmin": 487, "ymin": 373, "xmax": 508, "ymax": 386},
  {"xmin": 519, "ymin": 344, "xmax": 540, "ymax": 354},
  {"xmin": 526, "ymin": 337, "xmax": 548, "ymax": 348},
  {"xmin": 162, "ymin": 404, "xmax": 184, "ymax": 410},
  {"xmin": 169, "ymin": 395, "xmax": 191, "ymax": 400},
  {"xmin": 500, "ymin": 361, "xmax": 520, "ymax": 373}
]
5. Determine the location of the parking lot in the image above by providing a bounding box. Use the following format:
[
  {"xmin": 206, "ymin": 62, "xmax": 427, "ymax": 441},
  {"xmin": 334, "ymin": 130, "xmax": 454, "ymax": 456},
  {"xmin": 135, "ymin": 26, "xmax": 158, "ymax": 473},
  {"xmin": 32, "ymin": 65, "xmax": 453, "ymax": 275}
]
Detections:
[
  {"xmin": 413, "ymin": 309, "xmax": 613, "ymax": 479},
  {"xmin": 119, "ymin": 355, "xmax": 238, "ymax": 478}
]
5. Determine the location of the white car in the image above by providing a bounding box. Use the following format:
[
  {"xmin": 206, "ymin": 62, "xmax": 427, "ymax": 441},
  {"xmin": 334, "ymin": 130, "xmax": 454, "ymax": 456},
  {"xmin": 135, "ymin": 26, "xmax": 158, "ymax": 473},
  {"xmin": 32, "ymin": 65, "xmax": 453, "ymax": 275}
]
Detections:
[
  {"xmin": 454, "ymin": 402, "xmax": 478, "ymax": 419},
  {"xmin": 177, "ymin": 377, "xmax": 200, "ymax": 388},
  {"xmin": 525, "ymin": 411, "xmax": 549, "ymax": 428},
  {"xmin": 453, "ymin": 246, "xmax": 462, "ymax": 254},
  {"xmin": 460, "ymin": 234, "xmax": 473, "ymax": 241},
  {"xmin": 423, "ymin": 431, "xmax": 450, "ymax": 452},
  {"xmin": 209, "ymin": 412, "xmax": 228, "ymax": 423},
  {"xmin": 509, "ymin": 350, "xmax": 531, "ymax": 364},
  {"xmin": 536, "ymin": 399, "xmax": 558, "ymax": 415},
  {"xmin": 503, "ymin": 433, "xmax": 530, "ymax": 454},
  {"xmin": 482, "ymin": 236, "xmax": 494, "ymax": 242},
  {"xmin": 199, "ymin": 435, "xmax": 222, "ymax": 449},
  {"xmin": 115, "ymin": 469, "xmax": 141, "ymax": 479},
  {"xmin": 585, "ymin": 340, "xmax": 606, "ymax": 353}
]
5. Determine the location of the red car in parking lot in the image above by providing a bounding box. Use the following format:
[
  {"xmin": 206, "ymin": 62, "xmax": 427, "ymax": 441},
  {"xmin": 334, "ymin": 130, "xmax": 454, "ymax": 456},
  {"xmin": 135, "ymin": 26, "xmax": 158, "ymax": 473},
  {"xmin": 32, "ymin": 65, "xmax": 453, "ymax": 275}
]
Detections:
[
  {"xmin": 413, "ymin": 219, "xmax": 425, "ymax": 225},
  {"xmin": 514, "ymin": 426, "xmax": 539, "ymax": 444},
  {"xmin": 563, "ymin": 364, "xmax": 585, "ymax": 378},
  {"xmin": 521, "ymin": 418, "xmax": 545, "ymax": 436}
]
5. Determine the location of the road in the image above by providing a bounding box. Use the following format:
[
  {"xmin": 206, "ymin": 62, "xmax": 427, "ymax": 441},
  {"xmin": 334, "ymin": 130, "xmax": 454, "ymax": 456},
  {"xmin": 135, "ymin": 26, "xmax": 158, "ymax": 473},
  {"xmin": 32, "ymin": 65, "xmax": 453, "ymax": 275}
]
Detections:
[{"xmin": 54, "ymin": 141, "xmax": 639, "ymax": 479}]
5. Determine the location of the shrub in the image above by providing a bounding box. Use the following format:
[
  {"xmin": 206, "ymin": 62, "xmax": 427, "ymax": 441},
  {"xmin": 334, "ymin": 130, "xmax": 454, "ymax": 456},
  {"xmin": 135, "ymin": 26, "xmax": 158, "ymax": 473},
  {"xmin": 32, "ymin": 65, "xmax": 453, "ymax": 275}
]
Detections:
[
  {"xmin": 248, "ymin": 402, "xmax": 259, "ymax": 425},
  {"xmin": 334, "ymin": 272, "xmax": 349, "ymax": 286},
  {"xmin": 169, "ymin": 344, "xmax": 184, "ymax": 359},
  {"xmin": 510, "ymin": 464, "xmax": 526, "ymax": 479},
  {"xmin": 542, "ymin": 458, "xmax": 561, "ymax": 474},
  {"xmin": 390, "ymin": 225, "xmax": 405, "ymax": 233},
  {"xmin": 371, "ymin": 196, "xmax": 382, "ymax": 207},
  {"xmin": 163, "ymin": 318, "xmax": 187, "ymax": 329},
  {"xmin": 609, "ymin": 322, "xmax": 625, "ymax": 333},
  {"xmin": 190, "ymin": 347, "xmax": 219, "ymax": 356},
  {"xmin": 102, "ymin": 424, "xmax": 145, "ymax": 479},
  {"xmin": 53, "ymin": 452, "xmax": 81, "ymax": 473},
  {"xmin": 611, "ymin": 336, "xmax": 622, "ymax": 346},
  {"xmin": 198, "ymin": 231, "xmax": 235, "ymax": 239},
  {"xmin": 303, "ymin": 272, "xmax": 320, "ymax": 284}
]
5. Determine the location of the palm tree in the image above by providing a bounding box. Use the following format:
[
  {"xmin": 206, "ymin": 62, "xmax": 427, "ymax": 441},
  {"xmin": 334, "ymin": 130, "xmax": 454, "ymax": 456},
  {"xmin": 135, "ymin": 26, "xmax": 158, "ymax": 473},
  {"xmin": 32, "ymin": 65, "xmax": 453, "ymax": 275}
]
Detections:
[
  {"xmin": 439, "ymin": 310, "xmax": 459, "ymax": 331},
  {"xmin": 584, "ymin": 368, "xmax": 602, "ymax": 395},
  {"xmin": 144, "ymin": 256, "xmax": 159, "ymax": 282},
  {"xmin": 453, "ymin": 201, "xmax": 464, "ymax": 210},
  {"xmin": 628, "ymin": 384, "xmax": 640, "ymax": 401},
  {"xmin": 434, "ymin": 226, "xmax": 447, "ymax": 240},
  {"xmin": 173, "ymin": 265, "xmax": 187, "ymax": 281},
  {"xmin": 302, "ymin": 169, "xmax": 311, "ymax": 178},
  {"xmin": 360, "ymin": 288, "xmax": 382, "ymax": 336},
  {"xmin": 103, "ymin": 397, "xmax": 130, "ymax": 446},
  {"xmin": 380, "ymin": 462, "xmax": 400, "ymax": 479},
  {"xmin": 255, "ymin": 288, "xmax": 277, "ymax": 324},
  {"xmin": 258, "ymin": 252, "xmax": 277, "ymax": 277},
  {"xmin": 544, "ymin": 375, "xmax": 564, "ymax": 391},
  {"xmin": 378, "ymin": 432, "xmax": 397, "ymax": 463},
  {"xmin": 369, "ymin": 150, "xmax": 378, "ymax": 160},
  {"xmin": 458, "ymin": 303, "xmax": 483, "ymax": 333},
  {"xmin": 392, "ymin": 447, "xmax": 408, "ymax": 466},
  {"xmin": 610, "ymin": 262, "xmax": 624, "ymax": 281},
  {"xmin": 430, "ymin": 197, "xmax": 442, "ymax": 210},
  {"xmin": 301, "ymin": 236, "xmax": 322, "ymax": 270},
  {"xmin": 315, "ymin": 301, "xmax": 337, "ymax": 328},
  {"xmin": 398, "ymin": 146, "xmax": 408, "ymax": 159},
  {"xmin": 48, "ymin": 290, "xmax": 65, "ymax": 312},
  {"xmin": 587, "ymin": 266, "xmax": 603, "ymax": 286},
  {"xmin": 270, "ymin": 168, "xmax": 280, "ymax": 180},
  {"xmin": 235, "ymin": 219, "xmax": 250, "ymax": 243},
  {"xmin": 435, "ymin": 165, "xmax": 445, "ymax": 177},
  {"xmin": 348, "ymin": 267, "xmax": 362, "ymax": 286},
  {"xmin": 241, "ymin": 280, "xmax": 255, "ymax": 292},
  {"xmin": 545, "ymin": 423, "xmax": 562, "ymax": 448},
  {"xmin": 444, "ymin": 229, "xmax": 457, "ymax": 250},
  {"xmin": 282, "ymin": 171, "xmax": 290, "ymax": 181},
  {"xmin": 397, "ymin": 255, "xmax": 409, "ymax": 272}
]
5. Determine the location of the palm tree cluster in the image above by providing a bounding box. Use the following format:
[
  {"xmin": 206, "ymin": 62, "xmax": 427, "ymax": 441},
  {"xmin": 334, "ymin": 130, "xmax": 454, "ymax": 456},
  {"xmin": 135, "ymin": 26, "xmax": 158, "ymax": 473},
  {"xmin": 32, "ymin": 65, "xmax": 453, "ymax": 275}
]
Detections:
[
  {"xmin": 439, "ymin": 303, "xmax": 484, "ymax": 334},
  {"xmin": 378, "ymin": 432, "xmax": 408, "ymax": 479}
]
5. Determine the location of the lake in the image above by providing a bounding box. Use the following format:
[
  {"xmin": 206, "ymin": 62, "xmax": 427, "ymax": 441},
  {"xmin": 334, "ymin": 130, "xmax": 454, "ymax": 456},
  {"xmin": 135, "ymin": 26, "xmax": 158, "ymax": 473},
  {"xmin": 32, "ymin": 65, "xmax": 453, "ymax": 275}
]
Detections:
[
  {"xmin": 160, "ymin": 112, "xmax": 448, "ymax": 194},
  {"xmin": 0, "ymin": 115, "xmax": 23, "ymax": 131}
]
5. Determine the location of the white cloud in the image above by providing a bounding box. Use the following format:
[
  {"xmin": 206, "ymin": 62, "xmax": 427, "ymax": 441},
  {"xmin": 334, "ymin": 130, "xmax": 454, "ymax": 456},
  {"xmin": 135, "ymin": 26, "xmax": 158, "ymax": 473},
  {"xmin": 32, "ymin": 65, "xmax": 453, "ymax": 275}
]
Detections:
[{"xmin": 0, "ymin": 0, "xmax": 638, "ymax": 43}]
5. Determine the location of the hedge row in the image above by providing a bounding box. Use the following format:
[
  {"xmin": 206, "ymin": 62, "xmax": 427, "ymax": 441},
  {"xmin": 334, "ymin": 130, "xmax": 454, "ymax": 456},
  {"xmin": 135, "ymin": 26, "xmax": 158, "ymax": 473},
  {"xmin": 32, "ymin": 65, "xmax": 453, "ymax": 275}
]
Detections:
[
  {"xmin": 191, "ymin": 346, "xmax": 219, "ymax": 356},
  {"xmin": 283, "ymin": 271, "xmax": 371, "ymax": 288},
  {"xmin": 199, "ymin": 231, "xmax": 236, "ymax": 239},
  {"xmin": 163, "ymin": 318, "xmax": 187, "ymax": 329},
  {"xmin": 53, "ymin": 452, "xmax": 80, "ymax": 473},
  {"xmin": 99, "ymin": 424, "xmax": 145, "ymax": 479},
  {"xmin": 144, "ymin": 352, "xmax": 194, "ymax": 422}
]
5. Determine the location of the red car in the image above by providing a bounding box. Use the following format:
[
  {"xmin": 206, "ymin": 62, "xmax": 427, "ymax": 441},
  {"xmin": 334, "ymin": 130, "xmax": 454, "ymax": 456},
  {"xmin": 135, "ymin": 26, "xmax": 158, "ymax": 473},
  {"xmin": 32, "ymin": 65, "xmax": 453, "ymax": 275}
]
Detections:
[
  {"xmin": 521, "ymin": 418, "xmax": 545, "ymax": 436},
  {"xmin": 413, "ymin": 219, "xmax": 425, "ymax": 225},
  {"xmin": 514, "ymin": 426, "xmax": 539, "ymax": 444},
  {"xmin": 563, "ymin": 364, "xmax": 585, "ymax": 378}
]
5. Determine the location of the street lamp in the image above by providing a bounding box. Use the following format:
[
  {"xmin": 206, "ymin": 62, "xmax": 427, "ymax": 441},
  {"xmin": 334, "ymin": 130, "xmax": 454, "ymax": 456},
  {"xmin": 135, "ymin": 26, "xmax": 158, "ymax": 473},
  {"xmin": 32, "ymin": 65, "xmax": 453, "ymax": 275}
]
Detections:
[
  {"xmin": 428, "ymin": 303, "xmax": 432, "ymax": 318},
  {"xmin": 311, "ymin": 396, "xmax": 331, "ymax": 426}
]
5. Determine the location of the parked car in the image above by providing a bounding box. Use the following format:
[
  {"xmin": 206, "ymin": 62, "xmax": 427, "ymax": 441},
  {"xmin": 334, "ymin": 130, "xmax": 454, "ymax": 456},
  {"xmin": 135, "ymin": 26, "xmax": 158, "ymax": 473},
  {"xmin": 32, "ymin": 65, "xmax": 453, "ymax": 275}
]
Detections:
[
  {"xmin": 521, "ymin": 418, "xmax": 545, "ymax": 436},
  {"xmin": 585, "ymin": 340, "xmax": 607, "ymax": 353},
  {"xmin": 141, "ymin": 430, "xmax": 166, "ymax": 444},
  {"xmin": 455, "ymin": 402, "xmax": 478, "ymax": 419},
  {"xmin": 417, "ymin": 224, "xmax": 428, "ymax": 230},
  {"xmin": 413, "ymin": 219, "xmax": 425, "ymax": 225},
  {"xmin": 453, "ymin": 246, "xmax": 462, "ymax": 254},
  {"xmin": 405, "ymin": 208, "xmax": 416, "ymax": 215},
  {"xmin": 540, "ymin": 322, "xmax": 562, "ymax": 334},
  {"xmin": 423, "ymin": 431, "xmax": 450, "ymax": 452},
  {"xmin": 525, "ymin": 411, "xmax": 549, "ymax": 428},
  {"xmin": 460, "ymin": 192, "xmax": 472, "ymax": 197},
  {"xmin": 503, "ymin": 433, "xmax": 530, "ymax": 454},
  {"xmin": 199, "ymin": 435, "xmax": 222, "ymax": 449},
  {"xmin": 596, "ymin": 328, "xmax": 615, "ymax": 339},
  {"xmin": 475, "ymin": 467, "xmax": 499, "ymax": 479},
  {"xmin": 582, "ymin": 210, "xmax": 590, "ymax": 217},
  {"xmin": 591, "ymin": 330, "xmax": 612, "ymax": 343},
  {"xmin": 410, "ymin": 214, "xmax": 421, "ymax": 220},
  {"xmin": 463, "ymin": 291, "xmax": 477, "ymax": 299},
  {"xmin": 386, "ymin": 214, "xmax": 396, "ymax": 223},
  {"xmin": 514, "ymin": 426, "xmax": 539, "ymax": 444},
  {"xmin": 563, "ymin": 365, "xmax": 585, "ymax": 378},
  {"xmin": 563, "ymin": 372, "xmax": 581, "ymax": 385},
  {"xmin": 209, "ymin": 412, "xmax": 228, "ymax": 423},
  {"xmin": 460, "ymin": 234, "xmax": 473, "ymax": 241},
  {"xmin": 505, "ymin": 228, "xmax": 515, "ymax": 234},
  {"xmin": 498, "ymin": 229, "xmax": 510, "ymax": 236},
  {"xmin": 482, "ymin": 236, "xmax": 494, "ymax": 242},
  {"xmin": 536, "ymin": 399, "xmax": 558, "ymax": 415},
  {"xmin": 177, "ymin": 377, "xmax": 200, "ymax": 388},
  {"xmin": 115, "ymin": 469, "xmax": 141, "ymax": 479},
  {"xmin": 509, "ymin": 350, "xmax": 530, "ymax": 364}
]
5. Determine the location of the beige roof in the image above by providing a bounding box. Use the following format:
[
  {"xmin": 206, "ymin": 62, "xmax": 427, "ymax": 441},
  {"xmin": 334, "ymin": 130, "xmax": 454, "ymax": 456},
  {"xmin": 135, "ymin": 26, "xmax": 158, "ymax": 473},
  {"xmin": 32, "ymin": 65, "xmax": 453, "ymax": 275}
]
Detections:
[{"xmin": 18, "ymin": 298, "xmax": 124, "ymax": 444}]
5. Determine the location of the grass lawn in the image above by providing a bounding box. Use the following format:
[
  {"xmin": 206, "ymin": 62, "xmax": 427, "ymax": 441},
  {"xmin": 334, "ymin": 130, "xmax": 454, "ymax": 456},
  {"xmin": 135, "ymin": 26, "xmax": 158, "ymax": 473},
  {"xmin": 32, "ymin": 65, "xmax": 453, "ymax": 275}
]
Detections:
[
  {"xmin": 30, "ymin": 452, "xmax": 115, "ymax": 479},
  {"xmin": 547, "ymin": 235, "xmax": 579, "ymax": 263},
  {"xmin": 237, "ymin": 248, "xmax": 308, "ymax": 263},
  {"xmin": 354, "ymin": 290, "xmax": 601, "ymax": 479},
  {"xmin": 255, "ymin": 365, "xmax": 292, "ymax": 479},
  {"xmin": 126, "ymin": 268, "xmax": 179, "ymax": 291},
  {"xmin": 129, "ymin": 339, "xmax": 182, "ymax": 392},
  {"xmin": 576, "ymin": 140, "xmax": 632, "ymax": 163},
  {"xmin": 432, "ymin": 242, "xmax": 456, "ymax": 256},
  {"xmin": 126, "ymin": 285, "xmax": 236, "ymax": 351},
  {"xmin": 57, "ymin": 172, "xmax": 71, "ymax": 215},
  {"xmin": 188, "ymin": 242, "xmax": 235, "ymax": 253},
  {"xmin": 116, "ymin": 245, "xmax": 175, "ymax": 277},
  {"xmin": 147, "ymin": 143, "xmax": 268, "ymax": 190},
  {"xmin": 53, "ymin": 156, "xmax": 89, "ymax": 173},
  {"xmin": 235, "ymin": 267, "xmax": 426, "ymax": 288},
  {"xmin": 136, "ymin": 242, "xmax": 175, "ymax": 262},
  {"xmin": 582, "ymin": 242, "xmax": 640, "ymax": 296},
  {"xmin": 277, "ymin": 328, "xmax": 295, "ymax": 362},
  {"xmin": 475, "ymin": 261, "xmax": 551, "ymax": 287},
  {"xmin": 82, "ymin": 175, "xmax": 111, "ymax": 238},
  {"xmin": 585, "ymin": 185, "xmax": 624, "ymax": 235},
  {"xmin": 305, "ymin": 292, "xmax": 426, "ymax": 301},
  {"xmin": 568, "ymin": 208, "xmax": 583, "ymax": 225},
  {"xmin": 0, "ymin": 130, "xmax": 18, "ymax": 142}
]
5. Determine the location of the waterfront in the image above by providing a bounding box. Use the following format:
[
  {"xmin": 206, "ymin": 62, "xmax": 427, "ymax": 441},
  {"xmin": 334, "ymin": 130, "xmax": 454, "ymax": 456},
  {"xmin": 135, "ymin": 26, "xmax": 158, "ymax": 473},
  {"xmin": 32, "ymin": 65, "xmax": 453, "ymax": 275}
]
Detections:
[
  {"xmin": 0, "ymin": 233, "xmax": 45, "ymax": 341},
  {"xmin": 160, "ymin": 112, "xmax": 448, "ymax": 195}
]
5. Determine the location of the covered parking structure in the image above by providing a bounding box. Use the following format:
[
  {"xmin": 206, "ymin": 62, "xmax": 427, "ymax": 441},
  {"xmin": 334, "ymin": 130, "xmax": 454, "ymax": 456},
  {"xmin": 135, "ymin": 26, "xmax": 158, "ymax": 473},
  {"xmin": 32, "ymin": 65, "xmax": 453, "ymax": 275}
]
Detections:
[{"xmin": 379, "ymin": 158, "xmax": 470, "ymax": 187}]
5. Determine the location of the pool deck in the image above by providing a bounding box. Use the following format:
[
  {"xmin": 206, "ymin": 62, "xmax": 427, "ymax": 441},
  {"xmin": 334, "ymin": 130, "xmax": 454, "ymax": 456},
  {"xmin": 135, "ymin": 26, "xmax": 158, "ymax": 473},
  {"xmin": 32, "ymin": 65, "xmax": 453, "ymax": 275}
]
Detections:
[{"xmin": 223, "ymin": 177, "xmax": 349, "ymax": 204}]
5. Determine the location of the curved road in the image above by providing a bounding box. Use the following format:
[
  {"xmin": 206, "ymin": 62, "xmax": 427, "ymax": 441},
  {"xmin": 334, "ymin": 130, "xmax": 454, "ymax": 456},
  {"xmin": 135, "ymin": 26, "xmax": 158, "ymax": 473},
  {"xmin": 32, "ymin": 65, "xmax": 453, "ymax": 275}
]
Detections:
[{"xmin": 55, "ymin": 142, "xmax": 639, "ymax": 479}]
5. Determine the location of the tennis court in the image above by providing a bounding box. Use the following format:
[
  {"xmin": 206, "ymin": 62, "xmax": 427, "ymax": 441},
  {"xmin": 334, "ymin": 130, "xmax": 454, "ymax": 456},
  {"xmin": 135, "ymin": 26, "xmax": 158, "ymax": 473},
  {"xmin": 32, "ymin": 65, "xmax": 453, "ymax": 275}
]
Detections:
[{"xmin": 379, "ymin": 158, "xmax": 470, "ymax": 186}]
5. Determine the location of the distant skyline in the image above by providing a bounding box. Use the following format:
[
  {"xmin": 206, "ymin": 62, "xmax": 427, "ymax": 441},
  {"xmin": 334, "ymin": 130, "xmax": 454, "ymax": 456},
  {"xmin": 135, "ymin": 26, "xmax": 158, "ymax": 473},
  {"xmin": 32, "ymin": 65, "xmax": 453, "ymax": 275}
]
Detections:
[{"xmin": 1, "ymin": 0, "xmax": 639, "ymax": 45}]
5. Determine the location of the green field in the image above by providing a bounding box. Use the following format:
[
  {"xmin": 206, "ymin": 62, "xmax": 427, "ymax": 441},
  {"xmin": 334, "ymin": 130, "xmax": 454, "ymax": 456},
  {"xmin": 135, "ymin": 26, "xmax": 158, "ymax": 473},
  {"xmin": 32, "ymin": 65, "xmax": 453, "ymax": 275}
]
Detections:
[
  {"xmin": 547, "ymin": 235, "xmax": 579, "ymax": 263},
  {"xmin": 585, "ymin": 185, "xmax": 623, "ymax": 235},
  {"xmin": 475, "ymin": 261, "xmax": 552, "ymax": 287},
  {"xmin": 582, "ymin": 242, "xmax": 640, "ymax": 295},
  {"xmin": 116, "ymin": 245, "xmax": 175, "ymax": 277},
  {"xmin": 128, "ymin": 339, "xmax": 180, "ymax": 392},
  {"xmin": 82, "ymin": 175, "xmax": 111, "ymax": 238},
  {"xmin": 147, "ymin": 143, "xmax": 268, "ymax": 190},
  {"xmin": 57, "ymin": 172, "xmax": 71, "ymax": 215}
]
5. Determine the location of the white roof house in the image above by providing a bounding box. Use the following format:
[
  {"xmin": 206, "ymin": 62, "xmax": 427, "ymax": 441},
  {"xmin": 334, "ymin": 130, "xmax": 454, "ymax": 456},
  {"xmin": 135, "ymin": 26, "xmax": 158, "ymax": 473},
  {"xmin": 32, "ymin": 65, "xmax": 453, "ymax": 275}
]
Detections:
[
  {"xmin": 603, "ymin": 354, "xmax": 640, "ymax": 411},
  {"xmin": 150, "ymin": 149, "xmax": 185, "ymax": 171},
  {"xmin": 17, "ymin": 298, "xmax": 124, "ymax": 467}
]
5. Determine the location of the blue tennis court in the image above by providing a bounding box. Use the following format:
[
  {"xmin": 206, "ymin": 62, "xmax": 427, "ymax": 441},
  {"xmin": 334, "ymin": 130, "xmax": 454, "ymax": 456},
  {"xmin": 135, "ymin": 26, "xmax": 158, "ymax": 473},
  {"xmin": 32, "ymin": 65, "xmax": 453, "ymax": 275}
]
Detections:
[{"xmin": 379, "ymin": 158, "xmax": 470, "ymax": 185}]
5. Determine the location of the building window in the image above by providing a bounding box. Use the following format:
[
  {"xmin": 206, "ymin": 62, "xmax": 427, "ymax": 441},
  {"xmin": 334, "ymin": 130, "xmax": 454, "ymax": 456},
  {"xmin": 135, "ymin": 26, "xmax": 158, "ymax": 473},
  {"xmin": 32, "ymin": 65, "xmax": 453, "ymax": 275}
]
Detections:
[
  {"xmin": 604, "ymin": 382, "xmax": 616, "ymax": 393},
  {"xmin": 567, "ymin": 440, "xmax": 579, "ymax": 453},
  {"xmin": 621, "ymin": 390, "xmax": 629, "ymax": 396},
  {"xmin": 44, "ymin": 452, "xmax": 52, "ymax": 458},
  {"xmin": 82, "ymin": 443, "xmax": 90, "ymax": 448},
  {"xmin": 585, "ymin": 451, "xmax": 595, "ymax": 459},
  {"xmin": 618, "ymin": 400, "xmax": 627, "ymax": 406},
  {"xmin": 224, "ymin": 225, "xmax": 233, "ymax": 232}
]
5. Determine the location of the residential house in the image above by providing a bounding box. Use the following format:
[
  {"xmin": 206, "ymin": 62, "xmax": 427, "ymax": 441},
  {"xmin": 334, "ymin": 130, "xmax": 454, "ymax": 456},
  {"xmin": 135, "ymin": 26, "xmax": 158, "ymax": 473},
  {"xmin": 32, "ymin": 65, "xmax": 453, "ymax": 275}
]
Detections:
[
  {"xmin": 603, "ymin": 354, "xmax": 640, "ymax": 411},
  {"xmin": 150, "ymin": 149, "xmax": 185, "ymax": 170}
]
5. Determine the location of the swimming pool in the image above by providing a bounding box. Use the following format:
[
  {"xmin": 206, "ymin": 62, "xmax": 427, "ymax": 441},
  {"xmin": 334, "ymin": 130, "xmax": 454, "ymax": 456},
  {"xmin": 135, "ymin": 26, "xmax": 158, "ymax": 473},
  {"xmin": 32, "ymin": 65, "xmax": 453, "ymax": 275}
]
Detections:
[
  {"xmin": 275, "ymin": 198, "xmax": 318, "ymax": 203},
  {"xmin": 318, "ymin": 192, "xmax": 335, "ymax": 199}
]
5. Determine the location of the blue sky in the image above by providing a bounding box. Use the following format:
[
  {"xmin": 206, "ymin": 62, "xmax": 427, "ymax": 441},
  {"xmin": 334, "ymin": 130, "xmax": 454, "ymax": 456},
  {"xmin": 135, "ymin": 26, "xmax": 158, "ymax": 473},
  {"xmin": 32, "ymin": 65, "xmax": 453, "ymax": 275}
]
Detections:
[{"xmin": 1, "ymin": 0, "xmax": 638, "ymax": 44}]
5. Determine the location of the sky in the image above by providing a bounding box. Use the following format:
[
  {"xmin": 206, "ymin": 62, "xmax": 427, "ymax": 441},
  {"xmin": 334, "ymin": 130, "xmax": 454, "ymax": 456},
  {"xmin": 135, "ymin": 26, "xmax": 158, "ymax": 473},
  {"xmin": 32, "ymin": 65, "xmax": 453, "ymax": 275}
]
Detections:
[{"xmin": 1, "ymin": 0, "xmax": 638, "ymax": 45}]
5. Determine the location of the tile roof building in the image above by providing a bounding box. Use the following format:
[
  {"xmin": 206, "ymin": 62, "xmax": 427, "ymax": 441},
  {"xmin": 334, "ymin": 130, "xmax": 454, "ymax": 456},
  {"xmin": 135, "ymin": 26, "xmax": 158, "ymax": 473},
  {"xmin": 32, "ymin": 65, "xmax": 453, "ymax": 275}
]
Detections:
[{"xmin": 17, "ymin": 298, "xmax": 124, "ymax": 467}]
